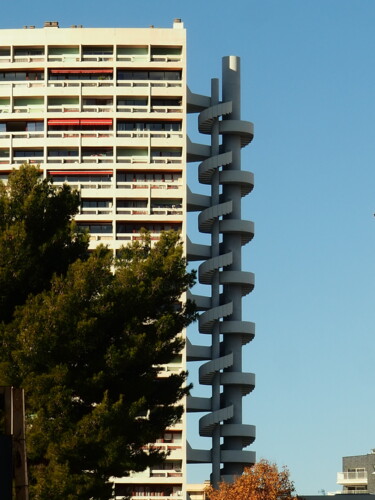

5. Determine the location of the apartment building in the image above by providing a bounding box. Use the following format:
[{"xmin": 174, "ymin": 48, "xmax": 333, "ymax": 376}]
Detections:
[
  {"xmin": 336, "ymin": 450, "xmax": 375, "ymax": 495},
  {"xmin": 0, "ymin": 19, "xmax": 255, "ymax": 499}
]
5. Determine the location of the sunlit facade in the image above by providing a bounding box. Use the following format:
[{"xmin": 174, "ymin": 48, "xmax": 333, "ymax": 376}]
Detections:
[{"xmin": 0, "ymin": 19, "xmax": 255, "ymax": 499}]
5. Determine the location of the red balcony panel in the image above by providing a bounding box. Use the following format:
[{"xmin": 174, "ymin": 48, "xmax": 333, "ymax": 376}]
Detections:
[
  {"xmin": 80, "ymin": 119, "xmax": 112, "ymax": 126},
  {"xmin": 48, "ymin": 119, "xmax": 80, "ymax": 126},
  {"xmin": 49, "ymin": 170, "xmax": 113, "ymax": 175},
  {"xmin": 50, "ymin": 69, "xmax": 113, "ymax": 74}
]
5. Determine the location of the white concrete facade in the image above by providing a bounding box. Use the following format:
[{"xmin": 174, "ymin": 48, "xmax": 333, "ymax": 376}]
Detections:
[
  {"xmin": 0, "ymin": 20, "xmax": 187, "ymax": 500},
  {"xmin": 0, "ymin": 19, "xmax": 256, "ymax": 498}
]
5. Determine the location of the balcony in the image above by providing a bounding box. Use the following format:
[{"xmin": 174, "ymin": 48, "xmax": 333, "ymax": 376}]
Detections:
[
  {"xmin": 46, "ymin": 156, "xmax": 79, "ymax": 164},
  {"xmin": 116, "ymin": 181, "xmax": 182, "ymax": 191},
  {"xmin": 81, "ymin": 105, "xmax": 113, "ymax": 113},
  {"xmin": 116, "ymin": 232, "xmax": 163, "ymax": 243},
  {"xmin": 47, "ymin": 130, "xmax": 114, "ymax": 139},
  {"xmin": 47, "ymin": 80, "xmax": 113, "ymax": 89},
  {"xmin": 47, "ymin": 55, "xmax": 80, "ymax": 63},
  {"xmin": 47, "ymin": 105, "xmax": 80, "ymax": 113},
  {"xmin": 13, "ymin": 105, "xmax": 44, "ymax": 114},
  {"xmin": 81, "ymin": 155, "xmax": 113, "ymax": 164},
  {"xmin": 13, "ymin": 55, "xmax": 45, "ymax": 63},
  {"xmin": 117, "ymin": 79, "xmax": 182, "ymax": 89},
  {"xmin": 13, "ymin": 156, "xmax": 43, "ymax": 165},
  {"xmin": 337, "ymin": 471, "xmax": 368, "ymax": 485},
  {"xmin": 81, "ymin": 54, "xmax": 113, "ymax": 62},
  {"xmin": 339, "ymin": 491, "xmax": 369, "ymax": 495},
  {"xmin": 117, "ymin": 130, "xmax": 182, "ymax": 140},
  {"xmin": 0, "ymin": 131, "xmax": 44, "ymax": 140},
  {"xmin": 150, "ymin": 470, "xmax": 182, "ymax": 478},
  {"xmin": 151, "ymin": 105, "xmax": 183, "ymax": 114},
  {"xmin": 151, "ymin": 156, "xmax": 182, "ymax": 165},
  {"xmin": 116, "ymin": 104, "xmax": 148, "ymax": 113},
  {"xmin": 80, "ymin": 207, "xmax": 112, "ymax": 216}
]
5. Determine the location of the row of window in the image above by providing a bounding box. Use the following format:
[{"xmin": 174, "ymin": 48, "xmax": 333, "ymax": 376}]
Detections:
[
  {"xmin": 1, "ymin": 148, "xmax": 182, "ymax": 157},
  {"xmin": 115, "ymin": 484, "xmax": 182, "ymax": 497},
  {"xmin": 0, "ymin": 122, "xmax": 181, "ymax": 133},
  {"xmin": 82, "ymin": 199, "xmax": 182, "ymax": 209},
  {"xmin": 50, "ymin": 173, "xmax": 182, "ymax": 183},
  {"xmin": 0, "ymin": 97, "xmax": 181, "ymax": 108},
  {"xmin": 78, "ymin": 223, "xmax": 181, "ymax": 234},
  {"xmin": 0, "ymin": 70, "xmax": 182, "ymax": 81},
  {"xmin": 0, "ymin": 46, "xmax": 182, "ymax": 57}
]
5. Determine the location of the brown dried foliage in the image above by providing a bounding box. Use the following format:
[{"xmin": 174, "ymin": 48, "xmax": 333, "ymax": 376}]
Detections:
[{"xmin": 205, "ymin": 459, "xmax": 297, "ymax": 500}]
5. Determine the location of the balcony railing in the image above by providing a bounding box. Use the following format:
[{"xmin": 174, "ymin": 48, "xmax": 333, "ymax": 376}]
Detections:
[
  {"xmin": 46, "ymin": 156, "xmax": 79, "ymax": 164},
  {"xmin": 13, "ymin": 105, "xmax": 44, "ymax": 114},
  {"xmin": 47, "ymin": 105, "xmax": 80, "ymax": 113},
  {"xmin": 47, "ymin": 131, "xmax": 114, "ymax": 139},
  {"xmin": 151, "ymin": 105, "xmax": 183, "ymax": 114},
  {"xmin": 13, "ymin": 56, "xmax": 45, "ymax": 63},
  {"xmin": 89, "ymin": 234, "xmax": 113, "ymax": 242},
  {"xmin": 116, "ymin": 232, "xmax": 163, "ymax": 242},
  {"xmin": 116, "ymin": 208, "xmax": 148, "ymax": 215},
  {"xmin": 81, "ymin": 156, "xmax": 113, "ymax": 164},
  {"xmin": 151, "ymin": 156, "xmax": 182, "ymax": 165},
  {"xmin": 124, "ymin": 495, "xmax": 182, "ymax": 500},
  {"xmin": 13, "ymin": 156, "xmax": 43, "ymax": 165},
  {"xmin": 337, "ymin": 471, "xmax": 368, "ymax": 485},
  {"xmin": 340, "ymin": 490, "xmax": 369, "ymax": 495},
  {"xmin": 81, "ymin": 105, "xmax": 113, "ymax": 113},
  {"xmin": 47, "ymin": 80, "xmax": 113, "ymax": 88},
  {"xmin": 116, "ymin": 156, "xmax": 148, "ymax": 164},
  {"xmin": 47, "ymin": 55, "xmax": 80, "ymax": 62},
  {"xmin": 150, "ymin": 55, "xmax": 181, "ymax": 62},
  {"xmin": 117, "ymin": 79, "xmax": 182, "ymax": 89},
  {"xmin": 115, "ymin": 55, "xmax": 181, "ymax": 63},
  {"xmin": 53, "ymin": 181, "xmax": 113, "ymax": 190},
  {"xmin": 150, "ymin": 470, "xmax": 182, "ymax": 478},
  {"xmin": 116, "ymin": 181, "xmax": 182, "ymax": 190},
  {"xmin": 81, "ymin": 54, "xmax": 113, "ymax": 62},
  {"xmin": 80, "ymin": 207, "xmax": 112, "ymax": 215},
  {"xmin": 0, "ymin": 81, "xmax": 44, "ymax": 89},
  {"xmin": 116, "ymin": 105, "xmax": 148, "ymax": 113},
  {"xmin": 0, "ymin": 131, "xmax": 44, "ymax": 139}
]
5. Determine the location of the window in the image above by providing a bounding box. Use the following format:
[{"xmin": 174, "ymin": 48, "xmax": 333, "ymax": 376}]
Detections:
[
  {"xmin": 48, "ymin": 149, "xmax": 78, "ymax": 157},
  {"xmin": 14, "ymin": 149, "xmax": 43, "ymax": 157},
  {"xmin": 117, "ymin": 97, "xmax": 147, "ymax": 106},
  {"xmin": 14, "ymin": 47, "xmax": 44, "ymax": 56},
  {"xmin": 0, "ymin": 71, "xmax": 43, "ymax": 81},
  {"xmin": 117, "ymin": 70, "xmax": 181, "ymax": 81},
  {"xmin": 78, "ymin": 224, "xmax": 112, "ymax": 234},
  {"xmin": 82, "ymin": 200, "xmax": 111, "ymax": 208}
]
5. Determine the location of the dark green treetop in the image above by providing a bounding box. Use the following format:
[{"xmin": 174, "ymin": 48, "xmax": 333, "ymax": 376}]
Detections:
[
  {"xmin": 0, "ymin": 168, "xmax": 196, "ymax": 499},
  {"xmin": 0, "ymin": 165, "xmax": 88, "ymax": 322}
]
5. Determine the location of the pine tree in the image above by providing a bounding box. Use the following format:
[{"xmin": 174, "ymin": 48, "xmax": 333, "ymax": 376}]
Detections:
[
  {"xmin": 1, "ymin": 232, "xmax": 196, "ymax": 499},
  {"xmin": 0, "ymin": 164, "xmax": 88, "ymax": 323},
  {"xmin": 0, "ymin": 166, "xmax": 196, "ymax": 498}
]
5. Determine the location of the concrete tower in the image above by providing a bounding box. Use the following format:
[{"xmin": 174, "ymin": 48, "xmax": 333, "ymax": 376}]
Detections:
[{"xmin": 187, "ymin": 56, "xmax": 256, "ymax": 486}]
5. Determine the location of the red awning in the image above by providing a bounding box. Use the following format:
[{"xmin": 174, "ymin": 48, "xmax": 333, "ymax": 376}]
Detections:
[
  {"xmin": 50, "ymin": 69, "xmax": 113, "ymax": 74},
  {"xmin": 48, "ymin": 170, "xmax": 113, "ymax": 176},
  {"xmin": 48, "ymin": 119, "xmax": 80, "ymax": 126},
  {"xmin": 80, "ymin": 119, "xmax": 112, "ymax": 126}
]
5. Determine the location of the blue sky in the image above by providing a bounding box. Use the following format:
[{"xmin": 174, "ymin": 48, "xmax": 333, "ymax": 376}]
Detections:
[{"xmin": 2, "ymin": 0, "xmax": 375, "ymax": 495}]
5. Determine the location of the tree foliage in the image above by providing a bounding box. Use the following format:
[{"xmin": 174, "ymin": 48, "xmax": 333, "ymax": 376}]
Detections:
[
  {"xmin": 0, "ymin": 165, "xmax": 88, "ymax": 322},
  {"xmin": 205, "ymin": 460, "xmax": 297, "ymax": 500},
  {"xmin": 0, "ymin": 166, "xmax": 197, "ymax": 499}
]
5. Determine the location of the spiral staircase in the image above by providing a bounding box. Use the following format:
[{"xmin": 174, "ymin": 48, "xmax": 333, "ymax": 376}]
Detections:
[{"xmin": 186, "ymin": 56, "xmax": 256, "ymax": 486}]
